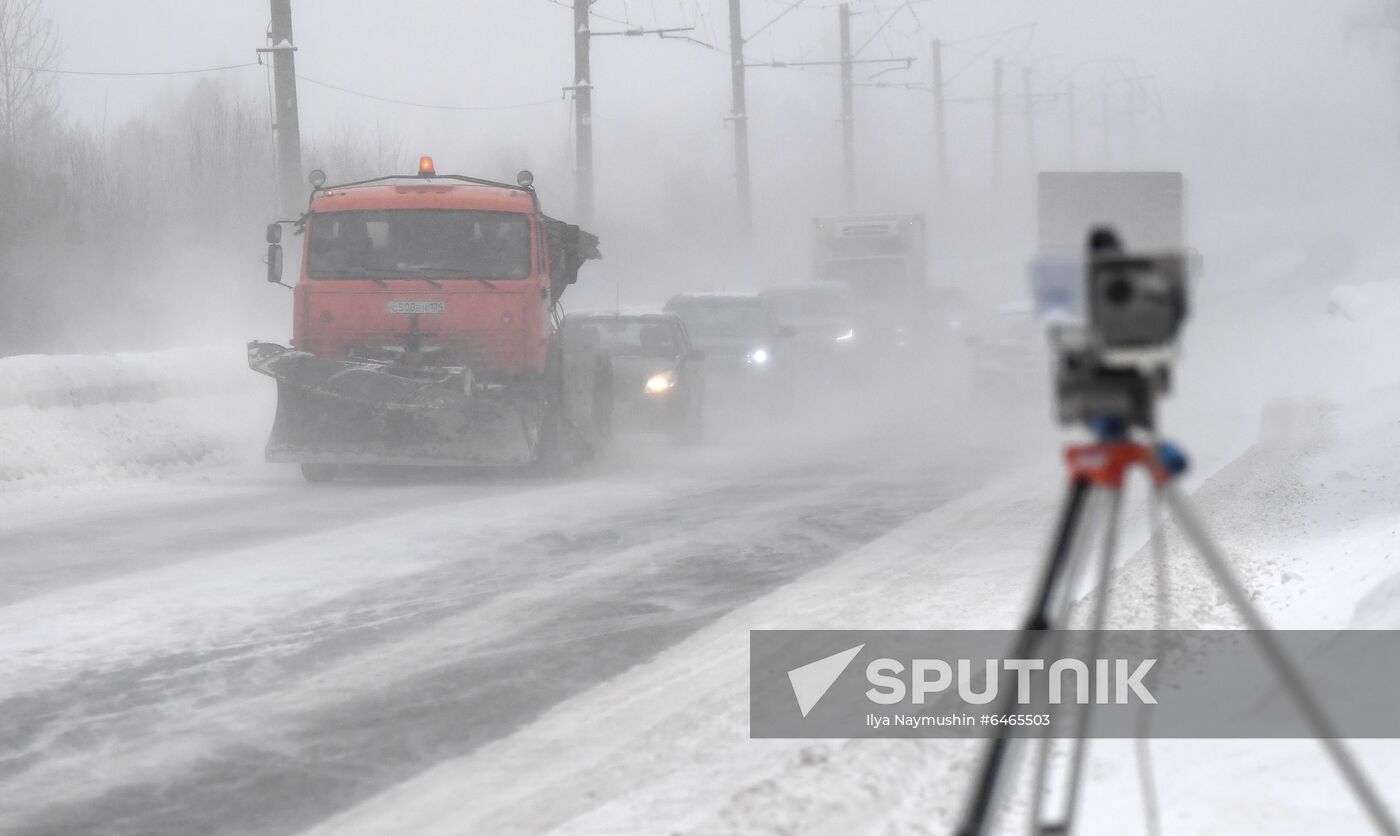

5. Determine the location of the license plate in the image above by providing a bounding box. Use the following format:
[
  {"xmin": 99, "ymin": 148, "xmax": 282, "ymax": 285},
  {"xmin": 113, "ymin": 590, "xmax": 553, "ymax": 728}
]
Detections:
[{"xmin": 386, "ymin": 300, "xmax": 446, "ymax": 314}]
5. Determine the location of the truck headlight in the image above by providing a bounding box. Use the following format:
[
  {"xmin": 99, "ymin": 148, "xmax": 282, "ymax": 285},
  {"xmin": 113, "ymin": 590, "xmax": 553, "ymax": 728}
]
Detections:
[
  {"xmin": 644, "ymin": 372, "xmax": 676, "ymax": 395},
  {"xmin": 747, "ymin": 348, "xmax": 770, "ymax": 365},
  {"xmin": 834, "ymin": 329, "xmax": 854, "ymax": 342}
]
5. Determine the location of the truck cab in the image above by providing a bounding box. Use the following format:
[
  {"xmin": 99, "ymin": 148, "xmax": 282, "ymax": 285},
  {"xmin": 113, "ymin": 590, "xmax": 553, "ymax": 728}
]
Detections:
[
  {"xmin": 250, "ymin": 161, "xmax": 607, "ymax": 477},
  {"xmin": 294, "ymin": 182, "xmax": 547, "ymax": 374}
]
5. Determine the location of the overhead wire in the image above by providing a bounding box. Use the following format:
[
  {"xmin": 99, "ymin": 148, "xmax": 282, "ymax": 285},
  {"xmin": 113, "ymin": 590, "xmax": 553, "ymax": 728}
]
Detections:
[
  {"xmin": 1, "ymin": 60, "xmax": 259, "ymax": 77},
  {"xmin": 295, "ymin": 74, "xmax": 563, "ymax": 112}
]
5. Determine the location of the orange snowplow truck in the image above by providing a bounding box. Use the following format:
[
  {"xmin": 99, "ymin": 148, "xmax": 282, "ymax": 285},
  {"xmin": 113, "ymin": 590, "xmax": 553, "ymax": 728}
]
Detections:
[{"xmin": 249, "ymin": 158, "xmax": 611, "ymax": 481}]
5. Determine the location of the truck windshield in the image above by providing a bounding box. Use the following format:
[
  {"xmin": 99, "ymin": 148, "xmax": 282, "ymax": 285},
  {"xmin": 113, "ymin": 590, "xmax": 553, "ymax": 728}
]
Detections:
[{"xmin": 307, "ymin": 210, "xmax": 531, "ymax": 280}]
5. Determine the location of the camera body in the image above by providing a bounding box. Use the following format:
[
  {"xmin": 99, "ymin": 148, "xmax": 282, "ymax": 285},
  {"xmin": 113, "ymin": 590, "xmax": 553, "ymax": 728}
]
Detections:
[{"xmin": 1030, "ymin": 228, "xmax": 1189, "ymax": 431}]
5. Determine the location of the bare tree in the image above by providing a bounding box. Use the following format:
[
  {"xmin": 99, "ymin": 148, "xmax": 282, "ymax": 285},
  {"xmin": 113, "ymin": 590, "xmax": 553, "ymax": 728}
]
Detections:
[{"xmin": 0, "ymin": 0, "xmax": 58, "ymax": 147}]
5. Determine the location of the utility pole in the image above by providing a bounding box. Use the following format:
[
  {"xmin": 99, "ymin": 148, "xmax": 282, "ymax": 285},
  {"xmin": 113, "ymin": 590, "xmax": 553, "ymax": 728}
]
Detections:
[
  {"xmin": 267, "ymin": 0, "xmax": 303, "ymax": 217},
  {"xmin": 992, "ymin": 58, "xmax": 1003, "ymax": 192},
  {"xmin": 931, "ymin": 38, "xmax": 947, "ymax": 192},
  {"xmin": 1023, "ymin": 66, "xmax": 1035, "ymax": 169},
  {"xmin": 727, "ymin": 0, "xmax": 751, "ymax": 232},
  {"xmin": 572, "ymin": 0, "xmax": 594, "ymax": 224},
  {"xmin": 838, "ymin": 3, "xmax": 855, "ymax": 208},
  {"xmin": 745, "ymin": 6, "xmax": 909, "ymax": 211}
]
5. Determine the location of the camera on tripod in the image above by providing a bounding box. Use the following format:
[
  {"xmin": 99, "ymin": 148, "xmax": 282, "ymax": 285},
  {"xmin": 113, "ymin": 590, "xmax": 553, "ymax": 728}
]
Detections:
[{"xmin": 1030, "ymin": 227, "xmax": 1189, "ymax": 431}]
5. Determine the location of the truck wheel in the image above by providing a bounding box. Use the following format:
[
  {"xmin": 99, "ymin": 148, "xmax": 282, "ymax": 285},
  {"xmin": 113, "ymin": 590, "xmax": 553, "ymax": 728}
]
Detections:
[
  {"xmin": 300, "ymin": 463, "xmax": 338, "ymax": 483},
  {"xmin": 534, "ymin": 345, "xmax": 567, "ymax": 474},
  {"xmin": 535, "ymin": 398, "xmax": 565, "ymax": 473}
]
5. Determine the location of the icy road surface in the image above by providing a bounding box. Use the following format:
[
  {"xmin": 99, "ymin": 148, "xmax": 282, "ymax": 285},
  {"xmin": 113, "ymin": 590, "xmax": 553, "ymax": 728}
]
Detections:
[{"xmin": 0, "ymin": 422, "xmax": 1012, "ymax": 835}]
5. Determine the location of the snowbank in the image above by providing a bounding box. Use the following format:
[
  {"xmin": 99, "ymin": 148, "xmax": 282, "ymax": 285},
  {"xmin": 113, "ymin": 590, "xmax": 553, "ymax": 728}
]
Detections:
[{"xmin": 0, "ymin": 347, "xmax": 269, "ymax": 489}]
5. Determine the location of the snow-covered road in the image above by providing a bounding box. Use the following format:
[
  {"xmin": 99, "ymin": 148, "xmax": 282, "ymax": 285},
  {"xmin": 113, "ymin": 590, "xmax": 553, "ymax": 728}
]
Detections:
[
  {"xmin": 0, "ymin": 414, "xmax": 1011, "ymax": 835},
  {"xmin": 6, "ymin": 252, "xmax": 1400, "ymax": 836}
]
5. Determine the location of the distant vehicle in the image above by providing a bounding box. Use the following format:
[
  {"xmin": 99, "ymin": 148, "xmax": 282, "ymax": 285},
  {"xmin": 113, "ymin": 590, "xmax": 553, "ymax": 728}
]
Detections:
[
  {"xmin": 564, "ymin": 311, "xmax": 704, "ymax": 443},
  {"xmin": 662, "ymin": 293, "xmax": 793, "ymax": 371},
  {"xmin": 926, "ymin": 285, "xmax": 975, "ymax": 336},
  {"xmin": 812, "ymin": 214, "xmax": 928, "ymax": 356},
  {"xmin": 662, "ymin": 293, "xmax": 794, "ymax": 409},
  {"xmin": 760, "ymin": 285, "xmax": 859, "ymax": 362},
  {"xmin": 970, "ymin": 306, "xmax": 1046, "ymax": 386}
]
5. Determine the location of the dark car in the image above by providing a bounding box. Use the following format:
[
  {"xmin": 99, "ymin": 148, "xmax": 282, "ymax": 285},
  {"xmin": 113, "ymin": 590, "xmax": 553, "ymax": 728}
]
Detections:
[
  {"xmin": 662, "ymin": 293, "xmax": 796, "ymax": 413},
  {"xmin": 968, "ymin": 306, "xmax": 1049, "ymax": 400},
  {"xmin": 760, "ymin": 285, "xmax": 859, "ymax": 357},
  {"xmin": 662, "ymin": 292, "xmax": 793, "ymax": 373},
  {"xmin": 564, "ymin": 311, "xmax": 704, "ymax": 443}
]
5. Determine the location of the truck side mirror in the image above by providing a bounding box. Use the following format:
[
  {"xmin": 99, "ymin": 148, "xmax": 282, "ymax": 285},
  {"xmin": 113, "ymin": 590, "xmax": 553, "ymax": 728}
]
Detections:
[
  {"xmin": 267, "ymin": 244, "xmax": 284, "ymax": 284},
  {"xmin": 266, "ymin": 223, "xmax": 283, "ymax": 244}
]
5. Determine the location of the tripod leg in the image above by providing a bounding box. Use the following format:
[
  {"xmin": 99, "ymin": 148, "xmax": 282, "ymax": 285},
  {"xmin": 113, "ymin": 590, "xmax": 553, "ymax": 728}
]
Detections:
[
  {"xmin": 955, "ymin": 477, "xmax": 1093, "ymax": 836},
  {"xmin": 1162, "ymin": 484, "xmax": 1399, "ymax": 836},
  {"xmin": 1029, "ymin": 489, "xmax": 1109, "ymax": 831},
  {"xmin": 1040, "ymin": 488, "xmax": 1125, "ymax": 835},
  {"xmin": 1132, "ymin": 487, "xmax": 1171, "ymax": 836}
]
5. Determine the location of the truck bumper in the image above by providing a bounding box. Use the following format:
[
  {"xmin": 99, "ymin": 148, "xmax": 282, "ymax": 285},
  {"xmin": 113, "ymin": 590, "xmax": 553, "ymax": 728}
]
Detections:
[{"xmin": 248, "ymin": 341, "xmax": 542, "ymax": 467}]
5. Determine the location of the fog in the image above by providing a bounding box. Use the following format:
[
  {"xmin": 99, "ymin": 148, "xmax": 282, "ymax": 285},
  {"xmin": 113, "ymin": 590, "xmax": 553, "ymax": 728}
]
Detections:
[
  {"xmin": 13, "ymin": 0, "xmax": 1400, "ymax": 351},
  {"xmin": 8, "ymin": 0, "xmax": 1386, "ymax": 455},
  {"xmin": 6, "ymin": 4, "xmax": 1400, "ymax": 834}
]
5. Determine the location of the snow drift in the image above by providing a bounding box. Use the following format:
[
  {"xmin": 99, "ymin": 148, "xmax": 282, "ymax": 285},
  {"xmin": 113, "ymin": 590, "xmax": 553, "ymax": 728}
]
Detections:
[{"xmin": 0, "ymin": 347, "xmax": 268, "ymax": 489}]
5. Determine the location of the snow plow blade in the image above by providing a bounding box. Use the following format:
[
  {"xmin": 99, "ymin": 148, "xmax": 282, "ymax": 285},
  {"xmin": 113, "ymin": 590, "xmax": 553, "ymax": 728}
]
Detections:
[{"xmin": 247, "ymin": 341, "xmax": 541, "ymax": 467}]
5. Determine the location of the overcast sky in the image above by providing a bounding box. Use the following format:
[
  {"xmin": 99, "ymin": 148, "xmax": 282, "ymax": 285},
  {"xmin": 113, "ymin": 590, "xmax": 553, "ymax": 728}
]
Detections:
[
  {"xmin": 35, "ymin": 0, "xmax": 1400, "ymax": 281},
  {"xmin": 41, "ymin": 1, "xmax": 1385, "ymax": 132}
]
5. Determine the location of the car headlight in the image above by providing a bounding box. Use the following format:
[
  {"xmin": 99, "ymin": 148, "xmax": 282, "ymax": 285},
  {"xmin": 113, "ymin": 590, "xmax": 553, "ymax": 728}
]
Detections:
[
  {"xmin": 644, "ymin": 371, "xmax": 676, "ymax": 395},
  {"xmin": 747, "ymin": 348, "xmax": 770, "ymax": 365},
  {"xmin": 834, "ymin": 329, "xmax": 854, "ymax": 343}
]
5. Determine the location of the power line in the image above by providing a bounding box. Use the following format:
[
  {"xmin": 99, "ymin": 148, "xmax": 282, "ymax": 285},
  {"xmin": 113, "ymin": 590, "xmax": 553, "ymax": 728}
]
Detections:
[
  {"xmin": 746, "ymin": 0, "xmax": 808, "ymax": 44},
  {"xmin": 295, "ymin": 75, "xmax": 564, "ymax": 112},
  {"xmin": 942, "ymin": 25, "xmax": 1033, "ymax": 87},
  {"xmin": 852, "ymin": 0, "xmax": 933, "ymax": 57},
  {"xmin": 538, "ymin": 0, "xmax": 643, "ymax": 28},
  {"xmin": 1, "ymin": 61, "xmax": 259, "ymax": 78}
]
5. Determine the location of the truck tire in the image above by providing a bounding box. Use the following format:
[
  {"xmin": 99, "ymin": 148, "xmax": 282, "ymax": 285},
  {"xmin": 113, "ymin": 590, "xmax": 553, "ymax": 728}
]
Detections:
[{"xmin": 534, "ymin": 341, "xmax": 567, "ymax": 474}]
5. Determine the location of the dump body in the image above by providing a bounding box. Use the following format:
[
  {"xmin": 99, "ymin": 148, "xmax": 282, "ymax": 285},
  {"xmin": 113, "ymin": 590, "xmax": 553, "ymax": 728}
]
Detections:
[
  {"xmin": 250, "ymin": 171, "xmax": 607, "ymax": 473},
  {"xmin": 1037, "ymin": 172, "xmax": 1187, "ymax": 254}
]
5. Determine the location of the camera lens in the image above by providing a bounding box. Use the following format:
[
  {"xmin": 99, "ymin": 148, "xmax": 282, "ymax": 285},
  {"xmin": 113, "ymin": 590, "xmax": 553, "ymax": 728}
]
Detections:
[{"xmin": 1105, "ymin": 276, "xmax": 1133, "ymax": 305}]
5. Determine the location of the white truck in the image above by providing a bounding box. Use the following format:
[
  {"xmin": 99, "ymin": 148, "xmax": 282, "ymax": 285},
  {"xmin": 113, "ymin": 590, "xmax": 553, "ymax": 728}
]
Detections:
[{"xmin": 812, "ymin": 214, "xmax": 928, "ymax": 358}]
